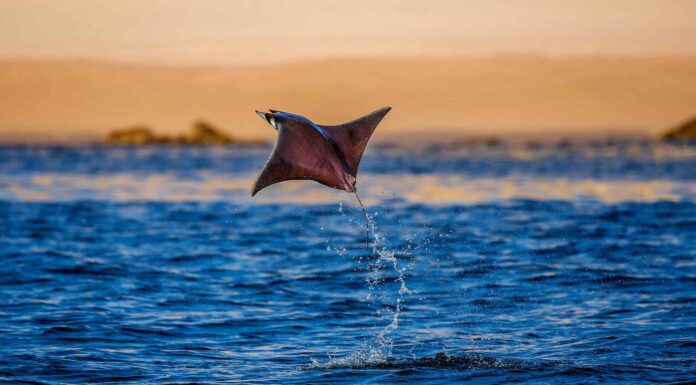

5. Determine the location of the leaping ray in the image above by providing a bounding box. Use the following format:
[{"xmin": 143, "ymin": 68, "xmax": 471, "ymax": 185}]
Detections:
[
  {"xmin": 251, "ymin": 107, "xmax": 391, "ymax": 196},
  {"xmin": 251, "ymin": 107, "xmax": 391, "ymax": 249}
]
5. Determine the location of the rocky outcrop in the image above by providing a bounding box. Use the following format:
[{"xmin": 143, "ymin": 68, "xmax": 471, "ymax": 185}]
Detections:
[
  {"xmin": 178, "ymin": 120, "xmax": 235, "ymax": 144},
  {"xmin": 106, "ymin": 125, "xmax": 163, "ymax": 145},
  {"xmin": 661, "ymin": 117, "xmax": 696, "ymax": 141},
  {"xmin": 106, "ymin": 120, "xmax": 265, "ymax": 146}
]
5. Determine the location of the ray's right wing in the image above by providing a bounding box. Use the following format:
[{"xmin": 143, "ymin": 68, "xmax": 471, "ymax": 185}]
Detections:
[{"xmin": 320, "ymin": 106, "xmax": 391, "ymax": 177}]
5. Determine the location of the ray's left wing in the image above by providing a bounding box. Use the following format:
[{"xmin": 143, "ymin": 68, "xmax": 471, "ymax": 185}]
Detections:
[{"xmin": 251, "ymin": 119, "xmax": 353, "ymax": 196}]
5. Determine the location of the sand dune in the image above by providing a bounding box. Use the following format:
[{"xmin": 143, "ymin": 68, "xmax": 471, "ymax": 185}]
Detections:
[{"xmin": 1, "ymin": 56, "xmax": 695, "ymax": 142}]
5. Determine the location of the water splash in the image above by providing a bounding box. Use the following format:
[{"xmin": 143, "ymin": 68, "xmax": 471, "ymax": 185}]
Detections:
[
  {"xmin": 319, "ymin": 200, "xmax": 413, "ymax": 367},
  {"xmin": 368, "ymin": 210, "xmax": 412, "ymax": 354}
]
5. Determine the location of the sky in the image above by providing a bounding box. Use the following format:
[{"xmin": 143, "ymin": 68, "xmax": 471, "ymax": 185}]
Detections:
[{"xmin": 1, "ymin": 0, "xmax": 695, "ymax": 64}]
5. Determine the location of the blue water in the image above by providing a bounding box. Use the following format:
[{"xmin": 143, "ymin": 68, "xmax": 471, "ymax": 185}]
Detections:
[{"xmin": 1, "ymin": 140, "xmax": 695, "ymax": 384}]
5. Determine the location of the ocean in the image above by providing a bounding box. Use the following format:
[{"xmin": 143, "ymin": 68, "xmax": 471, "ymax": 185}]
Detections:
[{"xmin": 0, "ymin": 140, "xmax": 694, "ymax": 384}]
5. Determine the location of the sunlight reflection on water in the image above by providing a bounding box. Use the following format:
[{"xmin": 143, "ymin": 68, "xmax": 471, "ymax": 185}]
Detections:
[{"xmin": 2, "ymin": 172, "xmax": 693, "ymax": 204}]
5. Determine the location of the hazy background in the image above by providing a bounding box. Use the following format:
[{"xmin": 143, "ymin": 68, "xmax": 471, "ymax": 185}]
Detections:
[{"xmin": 1, "ymin": 0, "xmax": 695, "ymax": 142}]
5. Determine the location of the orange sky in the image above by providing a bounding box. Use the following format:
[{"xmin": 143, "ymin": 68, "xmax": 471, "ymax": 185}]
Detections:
[{"xmin": 1, "ymin": 0, "xmax": 695, "ymax": 64}]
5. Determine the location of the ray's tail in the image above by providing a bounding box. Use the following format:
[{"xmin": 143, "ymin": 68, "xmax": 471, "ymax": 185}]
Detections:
[{"xmin": 353, "ymin": 190, "xmax": 371, "ymax": 251}]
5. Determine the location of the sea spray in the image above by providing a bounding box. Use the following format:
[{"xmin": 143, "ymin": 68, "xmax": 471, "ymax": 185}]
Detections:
[
  {"xmin": 367, "ymin": 210, "xmax": 412, "ymax": 355},
  {"xmin": 315, "ymin": 200, "xmax": 413, "ymax": 368}
]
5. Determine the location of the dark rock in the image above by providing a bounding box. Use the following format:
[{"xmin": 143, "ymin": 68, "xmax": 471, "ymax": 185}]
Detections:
[
  {"xmin": 105, "ymin": 120, "xmax": 268, "ymax": 146},
  {"xmin": 106, "ymin": 125, "xmax": 161, "ymax": 145},
  {"xmin": 661, "ymin": 116, "xmax": 696, "ymax": 141},
  {"xmin": 176, "ymin": 120, "xmax": 236, "ymax": 145}
]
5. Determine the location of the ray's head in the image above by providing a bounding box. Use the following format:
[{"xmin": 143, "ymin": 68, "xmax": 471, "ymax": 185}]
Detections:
[
  {"xmin": 256, "ymin": 109, "xmax": 309, "ymax": 131},
  {"xmin": 255, "ymin": 110, "xmax": 278, "ymax": 130}
]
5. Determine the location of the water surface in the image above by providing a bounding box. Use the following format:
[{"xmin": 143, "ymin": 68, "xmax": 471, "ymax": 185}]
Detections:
[{"xmin": 1, "ymin": 140, "xmax": 695, "ymax": 383}]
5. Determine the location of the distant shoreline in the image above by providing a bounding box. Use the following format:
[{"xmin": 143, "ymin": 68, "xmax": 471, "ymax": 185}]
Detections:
[
  {"xmin": 0, "ymin": 132, "xmax": 676, "ymax": 147},
  {"xmin": 1, "ymin": 56, "xmax": 694, "ymax": 141}
]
